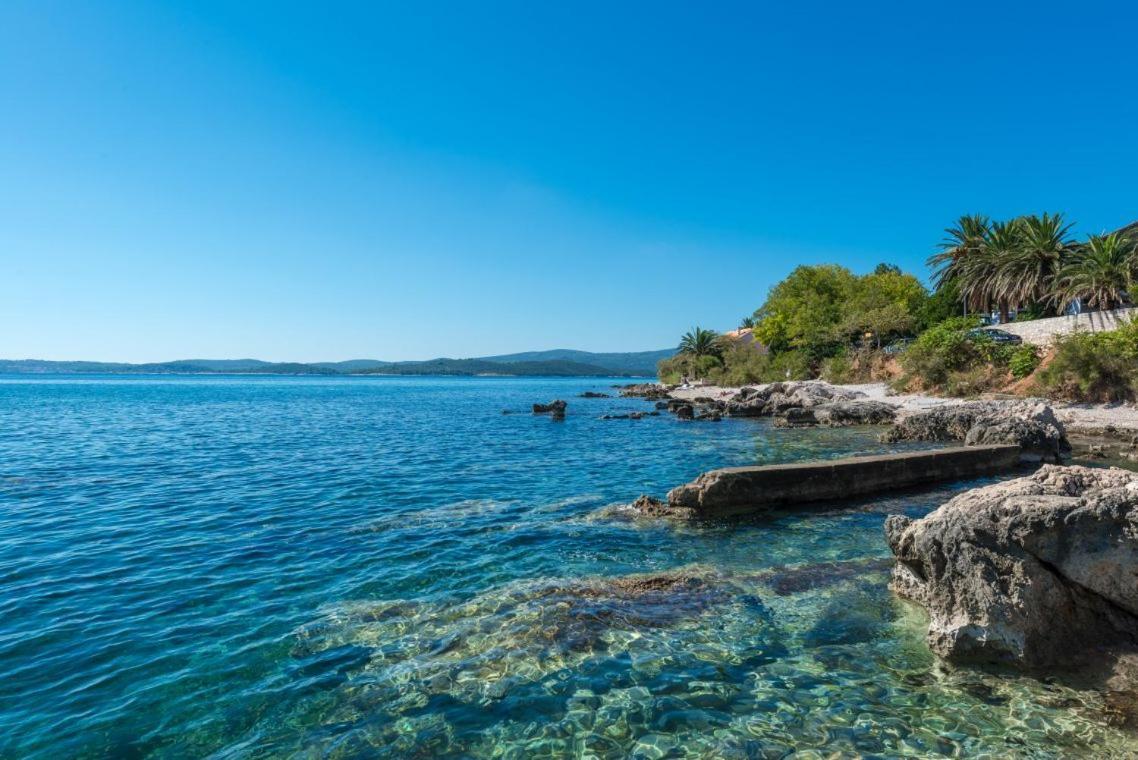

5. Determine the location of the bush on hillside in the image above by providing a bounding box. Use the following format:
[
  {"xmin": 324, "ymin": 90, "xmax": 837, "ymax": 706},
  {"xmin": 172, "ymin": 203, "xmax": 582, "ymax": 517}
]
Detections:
[
  {"xmin": 656, "ymin": 353, "xmax": 723, "ymax": 384},
  {"xmin": 1008, "ymin": 344, "xmax": 1041, "ymax": 379},
  {"xmin": 1034, "ymin": 321, "xmax": 1138, "ymax": 402},
  {"xmin": 702, "ymin": 344, "xmax": 772, "ymax": 386},
  {"xmin": 895, "ymin": 317, "xmax": 1013, "ymax": 395},
  {"xmin": 820, "ymin": 345, "xmax": 892, "ymax": 384}
]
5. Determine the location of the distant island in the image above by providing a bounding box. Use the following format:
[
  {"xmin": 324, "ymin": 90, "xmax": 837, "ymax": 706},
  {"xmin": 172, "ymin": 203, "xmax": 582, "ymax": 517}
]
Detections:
[{"xmin": 0, "ymin": 348, "xmax": 675, "ymax": 378}]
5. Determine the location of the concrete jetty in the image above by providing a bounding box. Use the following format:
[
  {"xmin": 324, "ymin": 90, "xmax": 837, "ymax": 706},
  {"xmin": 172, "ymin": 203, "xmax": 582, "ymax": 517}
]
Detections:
[{"xmin": 666, "ymin": 445, "xmax": 1022, "ymax": 517}]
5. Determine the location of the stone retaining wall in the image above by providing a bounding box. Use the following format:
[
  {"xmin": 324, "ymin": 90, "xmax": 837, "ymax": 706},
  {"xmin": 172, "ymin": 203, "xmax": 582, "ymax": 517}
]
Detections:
[{"xmin": 992, "ymin": 308, "xmax": 1137, "ymax": 346}]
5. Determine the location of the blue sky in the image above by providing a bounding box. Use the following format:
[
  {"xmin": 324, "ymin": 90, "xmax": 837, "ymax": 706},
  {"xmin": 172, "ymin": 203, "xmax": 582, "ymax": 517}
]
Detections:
[{"xmin": 3, "ymin": 1, "xmax": 1136, "ymax": 362}]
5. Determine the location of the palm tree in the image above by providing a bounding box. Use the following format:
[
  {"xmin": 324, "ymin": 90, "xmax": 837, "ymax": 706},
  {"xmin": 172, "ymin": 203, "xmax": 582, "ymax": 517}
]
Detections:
[
  {"xmin": 977, "ymin": 219, "xmax": 1025, "ymax": 323},
  {"xmin": 927, "ymin": 214, "xmax": 991, "ymax": 314},
  {"xmin": 995, "ymin": 212, "xmax": 1072, "ymax": 312},
  {"xmin": 678, "ymin": 327, "xmax": 722, "ymax": 358},
  {"xmin": 1056, "ymin": 233, "xmax": 1135, "ymax": 312},
  {"xmin": 739, "ymin": 315, "xmax": 756, "ymax": 329}
]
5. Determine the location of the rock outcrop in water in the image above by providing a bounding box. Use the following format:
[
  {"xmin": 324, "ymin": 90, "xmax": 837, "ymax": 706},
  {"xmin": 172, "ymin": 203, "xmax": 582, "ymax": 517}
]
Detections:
[
  {"xmin": 629, "ymin": 494, "xmax": 695, "ymax": 519},
  {"xmin": 882, "ymin": 399, "xmax": 1070, "ymax": 462},
  {"xmin": 885, "ymin": 465, "xmax": 1138, "ymax": 668},
  {"xmin": 617, "ymin": 383, "xmax": 674, "ymax": 400},
  {"xmin": 533, "ymin": 399, "xmax": 567, "ymax": 417}
]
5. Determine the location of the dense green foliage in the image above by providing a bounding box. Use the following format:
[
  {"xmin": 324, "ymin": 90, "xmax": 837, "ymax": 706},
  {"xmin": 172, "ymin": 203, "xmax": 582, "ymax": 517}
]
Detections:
[
  {"xmin": 1008, "ymin": 345, "xmax": 1042, "ymax": 380},
  {"xmin": 662, "ymin": 212, "xmax": 1137, "ymax": 399},
  {"xmin": 1035, "ymin": 320, "xmax": 1138, "ymax": 402},
  {"xmin": 753, "ymin": 265, "xmax": 856, "ymax": 358},
  {"xmin": 1055, "ymin": 233, "xmax": 1135, "ymax": 311},
  {"xmin": 928, "ymin": 213, "xmax": 1137, "ymax": 321},
  {"xmin": 660, "ymin": 262, "xmax": 945, "ymax": 385},
  {"xmin": 894, "ymin": 317, "xmax": 1011, "ymax": 392},
  {"xmin": 707, "ymin": 264, "xmax": 930, "ymax": 384}
]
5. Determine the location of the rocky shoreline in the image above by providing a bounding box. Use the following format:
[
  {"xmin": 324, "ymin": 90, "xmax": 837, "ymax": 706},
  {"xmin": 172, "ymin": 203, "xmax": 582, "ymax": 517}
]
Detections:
[{"xmin": 611, "ymin": 379, "xmax": 1138, "ymax": 708}]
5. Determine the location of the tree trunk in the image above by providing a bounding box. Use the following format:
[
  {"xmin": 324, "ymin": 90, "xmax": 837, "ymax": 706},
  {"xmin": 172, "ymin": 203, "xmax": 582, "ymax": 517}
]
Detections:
[{"xmin": 999, "ymin": 302, "xmax": 1010, "ymax": 324}]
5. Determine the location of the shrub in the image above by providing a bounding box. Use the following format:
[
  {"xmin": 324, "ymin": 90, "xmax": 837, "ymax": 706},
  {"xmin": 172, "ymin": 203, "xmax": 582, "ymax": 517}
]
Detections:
[
  {"xmin": 768, "ymin": 350, "xmax": 814, "ymax": 381},
  {"xmin": 820, "ymin": 345, "xmax": 890, "ymax": 384},
  {"xmin": 894, "ymin": 317, "xmax": 1018, "ymax": 395},
  {"xmin": 944, "ymin": 365, "xmax": 1005, "ymax": 397},
  {"xmin": 820, "ymin": 353, "xmax": 854, "ymax": 384},
  {"xmin": 1035, "ymin": 322, "xmax": 1138, "ymax": 402},
  {"xmin": 896, "ymin": 317, "xmax": 984, "ymax": 389},
  {"xmin": 705, "ymin": 344, "xmax": 772, "ymax": 386},
  {"xmin": 1008, "ymin": 345, "xmax": 1041, "ymax": 379}
]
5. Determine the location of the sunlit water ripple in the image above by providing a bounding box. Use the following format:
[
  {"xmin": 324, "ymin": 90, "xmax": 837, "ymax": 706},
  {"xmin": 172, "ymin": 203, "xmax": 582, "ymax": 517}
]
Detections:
[{"xmin": 0, "ymin": 375, "xmax": 1134, "ymax": 757}]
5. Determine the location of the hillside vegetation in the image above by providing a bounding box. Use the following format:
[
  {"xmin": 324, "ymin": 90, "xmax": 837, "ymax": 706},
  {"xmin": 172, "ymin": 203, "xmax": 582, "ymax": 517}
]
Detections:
[{"xmin": 662, "ymin": 213, "xmax": 1138, "ymax": 401}]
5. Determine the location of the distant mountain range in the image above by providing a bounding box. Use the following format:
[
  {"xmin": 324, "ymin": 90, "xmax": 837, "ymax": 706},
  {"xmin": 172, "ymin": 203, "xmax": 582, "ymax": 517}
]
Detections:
[{"xmin": 0, "ymin": 349, "xmax": 675, "ymax": 378}]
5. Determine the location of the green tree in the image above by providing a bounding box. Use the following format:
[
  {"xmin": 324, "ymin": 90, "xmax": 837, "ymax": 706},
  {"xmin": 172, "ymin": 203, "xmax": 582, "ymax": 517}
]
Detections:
[
  {"xmin": 677, "ymin": 326, "xmax": 723, "ymax": 358},
  {"xmin": 753, "ymin": 265, "xmax": 857, "ymax": 359},
  {"xmin": 839, "ymin": 270, "xmax": 928, "ymax": 347},
  {"xmin": 976, "ymin": 218, "xmax": 1024, "ymax": 323},
  {"xmin": 1056, "ymin": 232, "xmax": 1136, "ymax": 311},
  {"xmin": 916, "ymin": 278, "xmax": 962, "ymax": 331},
  {"xmin": 995, "ymin": 212, "xmax": 1072, "ymax": 313},
  {"xmin": 927, "ymin": 214, "xmax": 991, "ymax": 314}
]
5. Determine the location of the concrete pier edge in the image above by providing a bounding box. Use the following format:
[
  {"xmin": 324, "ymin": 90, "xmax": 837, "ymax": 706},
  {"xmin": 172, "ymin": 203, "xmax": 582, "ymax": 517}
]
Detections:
[{"xmin": 666, "ymin": 444, "xmax": 1023, "ymax": 517}]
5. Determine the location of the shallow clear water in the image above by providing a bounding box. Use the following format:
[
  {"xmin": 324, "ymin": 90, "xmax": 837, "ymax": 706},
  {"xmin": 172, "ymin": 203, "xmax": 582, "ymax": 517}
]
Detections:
[{"xmin": 0, "ymin": 375, "xmax": 1133, "ymax": 758}]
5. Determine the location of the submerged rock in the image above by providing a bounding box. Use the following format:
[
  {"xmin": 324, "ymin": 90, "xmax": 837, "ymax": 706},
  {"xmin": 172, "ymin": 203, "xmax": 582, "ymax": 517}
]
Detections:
[
  {"xmin": 885, "ymin": 465, "xmax": 1138, "ymax": 668},
  {"xmin": 882, "ymin": 399, "xmax": 1069, "ymax": 462},
  {"xmin": 751, "ymin": 558, "xmax": 893, "ymax": 596},
  {"xmin": 630, "ymin": 494, "xmax": 695, "ymax": 520},
  {"xmin": 297, "ymin": 567, "xmax": 743, "ymax": 676},
  {"xmin": 533, "ymin": 400, "xmax": 568, "ymax": 417},
  {"xmin": 579, "ymin": 391, "xmax": 611, "ymax": 398}
]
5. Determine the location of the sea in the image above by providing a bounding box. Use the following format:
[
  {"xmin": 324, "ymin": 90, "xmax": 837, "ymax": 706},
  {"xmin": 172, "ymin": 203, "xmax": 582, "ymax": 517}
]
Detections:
[{"xmin": 1, "ymin": 374, "xmax": 1133, "ymax": 757}]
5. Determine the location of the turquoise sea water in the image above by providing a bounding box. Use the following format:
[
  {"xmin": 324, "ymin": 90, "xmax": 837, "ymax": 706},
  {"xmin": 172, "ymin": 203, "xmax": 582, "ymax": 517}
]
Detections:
[{"xmin": 1, "ymin": 375, "xmax": 1134, "ymax": 758}]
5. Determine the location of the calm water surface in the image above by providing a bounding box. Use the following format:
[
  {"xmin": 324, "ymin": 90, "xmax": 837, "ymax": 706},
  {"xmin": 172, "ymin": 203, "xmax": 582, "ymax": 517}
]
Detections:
[{"xmin": 0, "ymin": 375, "xmax": 1133, "ymax": 757}]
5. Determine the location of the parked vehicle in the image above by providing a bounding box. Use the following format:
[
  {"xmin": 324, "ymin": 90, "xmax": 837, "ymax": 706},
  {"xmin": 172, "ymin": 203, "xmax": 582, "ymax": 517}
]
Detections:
[
  {"xmin": 969, "ymin": 328, "xmax": 1023, "ymax": 345},
  {"xmin": 883, "ymin": 338, "xmax": 914, "ymax": 355}
]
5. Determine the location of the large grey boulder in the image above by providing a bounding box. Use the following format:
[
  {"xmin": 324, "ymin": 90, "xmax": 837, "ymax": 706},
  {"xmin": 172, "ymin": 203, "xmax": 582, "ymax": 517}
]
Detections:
[
  {"xmin": 724, "ymin": 381, "xmax": 867, "ymax": 418},
  {"xmin": 882, "ymin": 399, "xmax": 1070, "ymax": 462},
  {"xmin": 617, "ymin": 383, "xmax": 674, "ymax": 400},
  {"xmin": 886, "ymin": 465, "xmax": 1138, "ymax": 668},
  {"xmin": 774, "ymin": 399, "xmax": 898, "ymax": 428}
]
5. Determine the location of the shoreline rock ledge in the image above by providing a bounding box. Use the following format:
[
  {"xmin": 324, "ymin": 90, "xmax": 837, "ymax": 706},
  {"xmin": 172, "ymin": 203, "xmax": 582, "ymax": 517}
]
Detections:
[
  {"xmin": 885, "ymin": 465, "xmax": 1138, "ymax": 668},
  {"xmin": 882, "ymin": 399, "xmax": 1070, "ymax": 463}
]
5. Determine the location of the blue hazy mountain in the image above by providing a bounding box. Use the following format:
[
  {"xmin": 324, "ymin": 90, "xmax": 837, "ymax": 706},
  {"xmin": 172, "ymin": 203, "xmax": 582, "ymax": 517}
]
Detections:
[
  {"xmin": 476, "ymin": 349, "xmax": 675, "ymax": 376},
  {"xmin": 0, "ymin": 348, "xmax": 675, "ymax": 377}
]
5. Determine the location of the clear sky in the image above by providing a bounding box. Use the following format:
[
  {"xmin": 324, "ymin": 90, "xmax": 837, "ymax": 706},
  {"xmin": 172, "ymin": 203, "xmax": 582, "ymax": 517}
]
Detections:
[{"xmin": 3, "ymin": 1, "xmax": 1136, "ymax": 362}]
